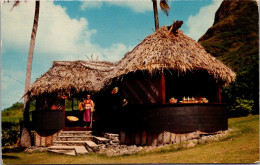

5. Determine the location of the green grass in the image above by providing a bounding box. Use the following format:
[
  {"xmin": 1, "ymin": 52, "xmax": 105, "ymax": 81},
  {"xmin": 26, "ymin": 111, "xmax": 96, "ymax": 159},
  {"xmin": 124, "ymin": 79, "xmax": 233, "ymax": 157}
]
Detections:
[{"xmin": 2, "ymin": 115, "xmax": 259, "ymax": 164}]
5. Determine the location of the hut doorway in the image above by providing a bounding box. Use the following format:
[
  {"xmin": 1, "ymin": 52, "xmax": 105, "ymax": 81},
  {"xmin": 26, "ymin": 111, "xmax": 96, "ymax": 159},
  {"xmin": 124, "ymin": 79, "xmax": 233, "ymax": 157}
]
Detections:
[{"xmin": 63, "ymin": 97, "xmax": 92, "ymax": 131}]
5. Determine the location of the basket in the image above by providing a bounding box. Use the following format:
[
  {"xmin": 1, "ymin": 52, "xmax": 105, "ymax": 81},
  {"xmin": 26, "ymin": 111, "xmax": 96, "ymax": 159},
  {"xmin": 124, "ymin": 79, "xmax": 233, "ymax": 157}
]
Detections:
[{"xmin": 67, "ymin": 116, "xmax": 79, "ymax": 122}]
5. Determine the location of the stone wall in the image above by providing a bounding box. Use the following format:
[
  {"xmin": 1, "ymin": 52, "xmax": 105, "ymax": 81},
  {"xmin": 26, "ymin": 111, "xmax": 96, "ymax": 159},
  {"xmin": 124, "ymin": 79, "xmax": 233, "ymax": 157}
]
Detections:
[
  {"xmin": 34, "ymin": 130, "xmax": 61, "ymax": 147},
  {"xmin": 120, "ymin": 131, "xmax": 214, "ymax": 146}
]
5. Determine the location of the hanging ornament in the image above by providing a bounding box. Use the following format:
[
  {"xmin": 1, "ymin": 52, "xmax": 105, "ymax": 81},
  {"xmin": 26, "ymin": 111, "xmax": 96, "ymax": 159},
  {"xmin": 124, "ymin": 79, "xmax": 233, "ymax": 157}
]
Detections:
[
  {"xmin": 112, "ymin": 87, "xmax": 119, "ymax": 94},
  {"xmin": 122, "ymin": 99, "xmax": 128, "ymax": 106}
]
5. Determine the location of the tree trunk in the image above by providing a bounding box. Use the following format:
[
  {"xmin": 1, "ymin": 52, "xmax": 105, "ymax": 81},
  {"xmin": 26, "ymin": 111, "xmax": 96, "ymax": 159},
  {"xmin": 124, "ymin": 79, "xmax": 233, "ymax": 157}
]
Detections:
[
  {"xmin": 21, "ymin": 0, "xmax": 40, "ymax": 148},
  {"xmin": 152, "ymin": 0, "xmax": 159, "ymax": 30}
]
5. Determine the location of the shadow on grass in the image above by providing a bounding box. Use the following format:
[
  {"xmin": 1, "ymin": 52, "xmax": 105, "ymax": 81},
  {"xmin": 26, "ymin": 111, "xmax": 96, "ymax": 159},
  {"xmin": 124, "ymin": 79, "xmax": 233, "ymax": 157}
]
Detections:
[
  {"xmin": 2, "ymin": 146, "xmax": 25, "ymax": 153},
  {"xmin": 2, "ymin": 155, "xmax": 20, "ymax": 160}
]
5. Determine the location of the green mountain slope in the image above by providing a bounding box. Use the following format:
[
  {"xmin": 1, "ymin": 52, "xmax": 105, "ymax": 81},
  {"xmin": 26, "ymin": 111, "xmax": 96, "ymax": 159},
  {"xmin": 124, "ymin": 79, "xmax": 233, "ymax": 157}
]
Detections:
[
  {"xmin": 2, "ymin": 102, "xmax": 35, "ymax": 123},
  {"xmin": 198, "ymin": 0, "xmax": 259, "ymax": 114}
]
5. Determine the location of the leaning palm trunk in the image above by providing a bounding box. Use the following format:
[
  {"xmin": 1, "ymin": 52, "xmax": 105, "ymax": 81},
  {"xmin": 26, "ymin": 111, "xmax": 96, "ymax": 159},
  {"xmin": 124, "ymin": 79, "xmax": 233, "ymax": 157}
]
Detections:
[{"xmin": 21, "ymin": 0, "xmax": 40, "ymax": 147}]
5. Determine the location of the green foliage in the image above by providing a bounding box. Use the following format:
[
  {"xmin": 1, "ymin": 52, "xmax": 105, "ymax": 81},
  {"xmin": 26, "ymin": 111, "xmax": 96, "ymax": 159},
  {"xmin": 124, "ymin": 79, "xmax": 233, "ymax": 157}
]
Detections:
[
  {"xmin": 2, "ymin": 102, "xmax": 23, "ymax": 115},
  {"xmin": 199, "ymin": 1, "xmax": 259, "ymax": 115},
  {"xmin": 2, "ymin": 120, "xmax": 21, "ymax": 147},
  {"xmin": 65, "ymin": 98, "xmax": 80, "ymax": 111},
  {"xmin": 2, "ymin": 101, "xmax": 36, "ymax": 146},
  {"xmin": 2, "ymin": 101, "xmax": 35, "ymax": 121},
  {"xmin": 229, "ymin": 98, "xmax": 254, "ymax": 116}
]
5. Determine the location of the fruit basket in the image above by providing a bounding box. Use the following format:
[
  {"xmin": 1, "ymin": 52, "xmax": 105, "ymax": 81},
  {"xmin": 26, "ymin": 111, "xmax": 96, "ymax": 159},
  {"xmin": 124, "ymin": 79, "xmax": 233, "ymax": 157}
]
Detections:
[
  {"xmin": 169, "ymin": 97, "xmax": 177, "ymax": 104},
  {"xmin": 198, "ymin": 98, "xmax": 209, "ymax": 103},
  {"xmin": 66, "ymin": 116, "xmax": 79, "ymax": 122}
]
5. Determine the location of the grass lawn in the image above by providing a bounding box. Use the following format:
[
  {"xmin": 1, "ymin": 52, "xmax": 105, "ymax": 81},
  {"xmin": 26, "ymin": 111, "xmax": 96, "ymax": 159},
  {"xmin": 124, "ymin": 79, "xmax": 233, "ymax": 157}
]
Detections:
[{"xmin": 2, "ymin": 115, "xmax": 259, "ymax": 164}]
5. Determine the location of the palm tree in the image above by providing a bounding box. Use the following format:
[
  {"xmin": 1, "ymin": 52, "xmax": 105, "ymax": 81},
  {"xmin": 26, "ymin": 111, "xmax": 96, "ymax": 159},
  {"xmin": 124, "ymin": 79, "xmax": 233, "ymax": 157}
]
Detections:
[
  {"xmin": 152, "ymin": 0, "xmax": 159, "ymax": 30},
  {"xmin": 152, "ymin": 0, "xmax": 170, "ymax": 30},
  {"xmin": 152, "ymin": 0, "xmax": 170, "ymax": 104},
  {"xmin": 10, "ymin": 0, "xmax": 40, "ymax": 147}
]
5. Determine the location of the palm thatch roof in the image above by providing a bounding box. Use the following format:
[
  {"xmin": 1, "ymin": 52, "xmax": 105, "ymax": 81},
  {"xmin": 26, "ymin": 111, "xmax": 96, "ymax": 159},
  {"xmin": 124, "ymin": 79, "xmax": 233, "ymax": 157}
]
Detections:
[
  {"xmin": 27, "ymin": 25, "xmax": 235, "ymax": 98},
  {"xmin": 114, "ymin": 26, "xmax": 236, "ymax": 84},
  {"xmin": 28, "ymin": 60, "xmax": 116, "ymax": 97}
]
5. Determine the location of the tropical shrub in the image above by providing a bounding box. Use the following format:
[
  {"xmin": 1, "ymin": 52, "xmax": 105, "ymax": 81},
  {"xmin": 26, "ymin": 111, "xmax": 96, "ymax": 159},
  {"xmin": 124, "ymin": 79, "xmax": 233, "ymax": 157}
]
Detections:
[
  {"xmin": 1, "ymin": 120, "xmax": 21, "ymax": 146},
  {"xmin": 229, "ymin": 98, "xmax": 254, "ymax": 117}
]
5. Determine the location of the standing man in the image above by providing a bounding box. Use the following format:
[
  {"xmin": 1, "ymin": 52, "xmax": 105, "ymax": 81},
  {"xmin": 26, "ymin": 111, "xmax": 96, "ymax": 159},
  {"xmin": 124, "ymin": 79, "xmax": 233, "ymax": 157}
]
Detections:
[{"xmin": 82, "ymin": 95, "xmax": 94, "ymax": 128}]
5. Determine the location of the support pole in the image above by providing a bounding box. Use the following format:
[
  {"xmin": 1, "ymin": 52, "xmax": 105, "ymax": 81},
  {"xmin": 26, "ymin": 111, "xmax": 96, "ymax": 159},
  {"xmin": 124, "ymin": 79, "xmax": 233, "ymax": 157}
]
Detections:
[
  {"xmin": 160, "ymin": 73, "xmax": 166, "ymax": 104},
  {"xmin": 72, "ymin": 98, "xmax": 74, "ymax": 111},
  {"xmin": 217, "ymin": 83, "xmax": 221, "ymax": 103}
]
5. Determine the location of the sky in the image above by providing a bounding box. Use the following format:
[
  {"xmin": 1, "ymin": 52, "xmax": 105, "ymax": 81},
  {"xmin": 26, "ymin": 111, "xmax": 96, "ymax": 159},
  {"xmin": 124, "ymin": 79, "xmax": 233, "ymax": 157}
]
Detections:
[{"xmin": 1, "ymin": 0, "xmax": 222, "ymax": 110}]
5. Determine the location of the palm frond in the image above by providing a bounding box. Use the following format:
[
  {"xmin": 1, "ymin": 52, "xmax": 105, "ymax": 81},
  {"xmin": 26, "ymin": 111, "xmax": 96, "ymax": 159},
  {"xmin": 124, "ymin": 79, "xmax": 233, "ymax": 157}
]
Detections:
[{"xmin": 160, "ymin": 0, "xmax": 170, "ymax": 16}]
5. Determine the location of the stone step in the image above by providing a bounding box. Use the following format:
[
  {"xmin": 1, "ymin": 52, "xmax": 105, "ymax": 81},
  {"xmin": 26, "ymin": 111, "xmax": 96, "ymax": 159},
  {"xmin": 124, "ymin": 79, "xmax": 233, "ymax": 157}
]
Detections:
[
  {"xmin": 53, "ymin": 141, "xmax": 88, "ymax": 146},
  {"xmin": 85, "ymin": 140, "xmax": 99, "ymax": 152},
  {"xmin": 104, "ymin": 133, "xmax": 119, "ymax": 138},
  {"xmin": 48, "ymin": 149, "xmax": 76, "ymax": 156},
  {"xmin": 48, "ymin": 146, "xmax": 76, "ymax": 150},
  {"xmin": 74, "ymin": 146, "xmax": 89, "ymax": 155},
  {"xmin": 55, "ymin": 135, "xmax": 92, "ymax": 141},
  {"xmin": 92, "ymin": 136, "xmax": 110, "ymax": 144},
  {"xmin": 48, "ymin": 145, "xmax": 89, "ymax": 155},
  {"xmin": 60, "ymin": 131, "xmax": 92, "ymax": 133},
  {"xmin": 59, "ymin": 131, "xmax": 92, "ymax": 136}
]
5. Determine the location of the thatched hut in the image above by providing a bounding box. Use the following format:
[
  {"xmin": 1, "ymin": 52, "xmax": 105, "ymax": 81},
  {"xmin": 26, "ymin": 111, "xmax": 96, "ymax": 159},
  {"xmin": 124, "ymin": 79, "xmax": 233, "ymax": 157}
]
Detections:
[
  {"xmin": 28, "ymin": 60, "xmax": 116, "ymax": 145},
  {"xmin": 94, "ymin": 25, "xmax": 235, "ymax": 145},
  {"xmin": 28, "ymin": 24, "xmax": 235, "ymax": 146}
]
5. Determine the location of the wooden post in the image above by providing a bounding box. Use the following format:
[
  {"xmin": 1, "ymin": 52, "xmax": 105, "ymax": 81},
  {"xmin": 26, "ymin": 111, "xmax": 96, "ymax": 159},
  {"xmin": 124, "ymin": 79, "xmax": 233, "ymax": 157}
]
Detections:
[
  {"xmin": 135, "ymin": 133, "xmax": 141, "ymax": 145},
  {"xmin": 160, "ymin": 73, "xmax": 166, "ymax": 104},
  {"xmin": 63, "ymin": 108, "xmax": 65, "ymax": 129},
  {"xmin": 120, "ymin": 131, "xmax": 126, "ymax": 144},
  {"xmin": 141, "ymin": 131, "xmax": 147, "ymax": 146},
  {"xmin": 72, "ymin": 98, "xmax": 74, "ymax": 111},
  {"xmin": 125, "ymin": 132, "xmax": 130, "ymax": 145},
  {"xmin": 217, "ymin": 83, "xmax": 221, "ymax": 103},
  {"xmin": 147, "ymin": 132, "xmax": 153, "ymax": 145}
]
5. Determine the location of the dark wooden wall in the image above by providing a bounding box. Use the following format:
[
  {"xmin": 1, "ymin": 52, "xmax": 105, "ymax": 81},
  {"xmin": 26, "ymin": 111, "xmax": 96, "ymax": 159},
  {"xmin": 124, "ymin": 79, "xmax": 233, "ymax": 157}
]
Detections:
[
  {"xmin": 119, "ymin": 104, "xmax": 227, "ymax": 133},
  {"xmin": 119, "ymin": 72, "xmax": 161, "ymax": 104},
  {"xmin": 93, "ymin": 103, "xmax": 227, "ymax": 133},
  {"xmin": 32, "ymin": 110, "xmax": 63, "ymax": 131}
]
